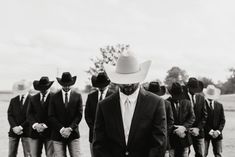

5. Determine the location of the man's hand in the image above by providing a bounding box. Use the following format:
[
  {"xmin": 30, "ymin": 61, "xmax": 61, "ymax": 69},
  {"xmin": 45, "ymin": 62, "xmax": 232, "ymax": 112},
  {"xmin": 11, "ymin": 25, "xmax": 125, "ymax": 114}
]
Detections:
[
  {"xmin": 212, "ymin": 130, "xmax": 220, "ymax": 138},
  {"xmin": 12, "ymin": 126, "xmax": 23, "ymax": 135},
  {"xmin": 189, "ymin": 127, "xmax": 200, "ymax": 136},
  {"xmin": 35, "ymin": 124, "xmax": 46, "ymax": 133},
  {"xmin": 174, "ymin": 125, "xmax": 186, "ymax": 138},
  {"xmin": 60, "ymin": 127, "xmax": 72, "ymax": 138}
]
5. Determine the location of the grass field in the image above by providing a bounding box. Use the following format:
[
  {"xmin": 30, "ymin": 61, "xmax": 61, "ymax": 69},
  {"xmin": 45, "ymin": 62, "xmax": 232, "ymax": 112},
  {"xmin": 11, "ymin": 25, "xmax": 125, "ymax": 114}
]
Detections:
[{"xmin": 0, "ymin": 93, "xmax": 234, "ymax": 157}]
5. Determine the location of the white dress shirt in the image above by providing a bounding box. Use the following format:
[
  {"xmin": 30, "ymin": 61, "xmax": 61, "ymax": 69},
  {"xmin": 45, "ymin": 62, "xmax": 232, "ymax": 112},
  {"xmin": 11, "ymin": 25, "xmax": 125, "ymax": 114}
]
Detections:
[
  {"xmin": 188, "ymin": 92, "xmax": 196, "ymax": 107},
  {"xmin": 40, "ymin": 90, "xmax": 50, "ymax": 102},
  {"xmin": 20, "ymin": 92, "xmax": 28, "ymax": 105},
  {"xmin": 119, "ymin": 86, "xmax": 140, "ymax": 144},
  {"xmin": 62, "ymin": 89, "xmax": 71, "ymax": 103},
  {"xmin": 98, "ymin": 87, "xmax": 109, "ymax": 101}
]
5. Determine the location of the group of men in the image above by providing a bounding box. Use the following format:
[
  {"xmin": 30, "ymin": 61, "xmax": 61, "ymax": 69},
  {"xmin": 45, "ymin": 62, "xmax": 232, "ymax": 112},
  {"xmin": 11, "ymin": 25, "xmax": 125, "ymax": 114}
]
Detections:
[
  {"xmin": 8, "ymin": 72, "xmax": 83, "ymax": 157},
  {"xmin": 7, "ymin": 50, "xmax": 225, "ymax": 157}
]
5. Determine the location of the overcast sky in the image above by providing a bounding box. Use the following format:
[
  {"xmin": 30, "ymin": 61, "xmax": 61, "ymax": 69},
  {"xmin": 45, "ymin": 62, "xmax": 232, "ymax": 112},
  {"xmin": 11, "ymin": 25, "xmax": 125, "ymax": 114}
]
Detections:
[{"xmin": 0, "ymin": 0, "xmax": 234, "ymax": 90}]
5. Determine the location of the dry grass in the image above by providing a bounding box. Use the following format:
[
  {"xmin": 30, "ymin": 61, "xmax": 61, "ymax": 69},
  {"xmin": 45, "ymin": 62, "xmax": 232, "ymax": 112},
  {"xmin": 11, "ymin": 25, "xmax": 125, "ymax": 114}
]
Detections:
[{"xmin": 0, "ymin": 93, "xmax": 234, "ymax": 157}]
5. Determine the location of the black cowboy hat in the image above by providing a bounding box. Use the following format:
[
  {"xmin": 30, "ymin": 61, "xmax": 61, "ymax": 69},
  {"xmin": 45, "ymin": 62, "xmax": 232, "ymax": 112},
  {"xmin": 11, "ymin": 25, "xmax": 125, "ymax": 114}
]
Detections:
[
  {"xmin": 56, "ymin": 72, "xmax": 77, "ymax": 87},
  {"xmin": 187, "ymin": 77, "xmax": 199, "ymax": 89},
  {"xmin": 33, "ymin": 76, "xmax": 54, "ymax": 91},
  {"xmin": 168, "ymin": 82, "xmax": 184, "ymax": 99},
  {"xmin": 148, "ymin": 81, "xmax": 165, "ymax": 96},
  {"xmin": 91, "ymin": 72, "xmax": 110, "ymax": 88},
  {"xmin": 197, "ymin": 80, "xmax": 204, "ymax": 93}
]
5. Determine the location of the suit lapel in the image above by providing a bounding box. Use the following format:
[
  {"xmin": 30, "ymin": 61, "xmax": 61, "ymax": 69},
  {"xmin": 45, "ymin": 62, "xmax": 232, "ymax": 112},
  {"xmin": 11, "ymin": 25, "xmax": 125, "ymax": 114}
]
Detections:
[
  {"xmin": 113, "ymin": 92, "xmax": 126, "ymax": 146},
  {"xmin": 127, "ymin": 88, "xmax": 146, "ymax": 147}
]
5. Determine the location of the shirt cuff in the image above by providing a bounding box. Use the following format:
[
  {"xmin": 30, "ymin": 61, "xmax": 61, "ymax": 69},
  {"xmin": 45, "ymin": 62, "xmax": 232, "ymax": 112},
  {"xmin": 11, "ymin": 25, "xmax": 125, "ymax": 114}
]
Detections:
[
  {"xmin": 216, "ymin": 130, "xmax": 221, "ymax": 135},
  {"xmin": 32, "ymin": 123, "xmax": 39, "ymax": 129},
  {"xmin": 18, "ymin": 125, "xmax": 23, "ymax": 130},
  {"xmin": 60, "ymin": 127, "xmax": 65, "ymax": 134},
  {"xmin": 42, "ymin": 124, "xmax": 48, "ymax": 128},
  {"xmin": 68, "ymin": 127, "xmax": 73, "ymax": 131}
]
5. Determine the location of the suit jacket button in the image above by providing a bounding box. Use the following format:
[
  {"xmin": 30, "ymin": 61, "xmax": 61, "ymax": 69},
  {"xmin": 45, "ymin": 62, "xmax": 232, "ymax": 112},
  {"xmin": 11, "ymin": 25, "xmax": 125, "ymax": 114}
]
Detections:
[{"xmin": 125, "ymin": 151, "xmax": 129, "ymax": 156}]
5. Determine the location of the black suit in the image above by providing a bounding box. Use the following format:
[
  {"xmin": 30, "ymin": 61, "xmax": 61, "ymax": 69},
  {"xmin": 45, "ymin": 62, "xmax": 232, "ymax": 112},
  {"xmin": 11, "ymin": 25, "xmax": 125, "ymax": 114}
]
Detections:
[
  {"xmin": 28, "ymin": 92, "xmax": 52, "ymax": 139},
  {"xmin": 184, "ymin": 93, "xmax": 208, "ymax": 138},
  {"xmin": 93, "ymin": 88, "xmax": 167, "ymax": 157},
  {"xmin": 167, "ymin": 97, "xmax": 195, "ymax": 149},
  {"xmin": 85, "ymin": 89, "xmax": 113, "ymax": 143},
  {"xmin": 48, "ymin": 90, "xmax": 83, "ymax": 142},
  {"xmin": 204, "ymin": 101, "xmax": 225, "ymax": 140},
  {"xmin": 164, "ymin": 100, "xmax": 174, "ymax": 150},
  {"xmin": 7, "ymin": 94, "xmax": 31, "ymax": 157},
  {"xmin": 204, "ymin": 100, "xmax": 225, "ymax": 157},
  {"xmin": 8, "ymin": 95, "xmax": 31, "ymax": 137}
]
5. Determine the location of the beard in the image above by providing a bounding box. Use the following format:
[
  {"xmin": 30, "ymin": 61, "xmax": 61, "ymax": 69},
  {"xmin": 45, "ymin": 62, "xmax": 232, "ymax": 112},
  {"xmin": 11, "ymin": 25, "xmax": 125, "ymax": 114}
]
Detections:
[{"xmin": 119, "ymin": 83, "xmax": 139, "ymax": 95}]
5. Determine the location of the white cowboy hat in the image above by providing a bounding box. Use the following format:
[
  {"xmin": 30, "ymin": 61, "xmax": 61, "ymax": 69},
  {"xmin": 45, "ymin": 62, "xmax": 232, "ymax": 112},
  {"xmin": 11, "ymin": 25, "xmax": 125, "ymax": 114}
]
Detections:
[
  {"xmin": 203, "ymin": 84, "xmax": 221, "ymax": 100},
  {"xmin": 12, "ymin": 79, "xmax": 31, "ymax": 95},
  {"xmin": 104, "ymin": 51, "xmax": 151, "ymax": 84}
]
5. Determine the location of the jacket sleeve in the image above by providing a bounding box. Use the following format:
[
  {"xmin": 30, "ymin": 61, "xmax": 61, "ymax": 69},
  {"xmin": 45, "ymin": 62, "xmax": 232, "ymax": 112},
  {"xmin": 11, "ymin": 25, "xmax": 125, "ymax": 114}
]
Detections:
[
  {"xmin": 27, "ymin": 98, "xmax": 37, "ymax": 127},
  {"xmin": 197, "ymin": 96, "xmax": 208, "ymax": 130},
  {"xmin": 149, "ymin": 98, "xmax": 167, "ymax": 157},
  {"xmin": 20, "ymin": 100, "xmax": 30, "ymax": 128},
  {"xmin": 69, "ymin": 93, "xmax": 83, "ymax": 130},
  {"xmin": 7, "ymin": 99, "xmax": 17, "ymax": 128},
  {"xmin": 93, "ymin": 102, "xmax": 112, "ymax": 157},
  {"xmin": 166, "ymin": 101, "xmax": 174, "ymax": 134},
  {"xmin": 85, "ymin": 94, "xmax": 94, "ymax": 129},
  {"xmin": 218, "ymin": 103, "xmax": 226, "ymax": 132},
  {"xmin": 48, "ymin": 96, "xmax": 64, "ymax": 132},
  {"xmin": 183, "ymin": 101, "xmax": 195, "ymax": 129}
]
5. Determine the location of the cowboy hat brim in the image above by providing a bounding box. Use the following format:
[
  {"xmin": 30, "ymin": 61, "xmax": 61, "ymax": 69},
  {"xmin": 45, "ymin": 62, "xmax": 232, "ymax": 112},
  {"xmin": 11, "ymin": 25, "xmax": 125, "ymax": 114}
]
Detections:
[
  {"xmin": 33, "ymin": 81, "xmax": 54, "ymax": 91},
  {"xmin": 56, "ymin": 76, "xmax": 77, "ymax": 86},
  {"xmin": 104, "ymin": 60, "xmax": 151, "ymax": 84},
  {"xmin": 203, "ymin": 88, "xmax": 221, "ymax": 100}
]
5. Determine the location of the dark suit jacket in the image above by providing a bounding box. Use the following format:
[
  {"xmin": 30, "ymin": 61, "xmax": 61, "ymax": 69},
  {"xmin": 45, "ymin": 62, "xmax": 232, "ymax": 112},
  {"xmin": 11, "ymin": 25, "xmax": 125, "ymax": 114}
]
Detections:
[
  {"xmin": 7, "ymin": 95, "xmax": 31, "ymax": 137},
  {"xmin": 85, "ymin": 89, "xmax": 113, "ymax": 143},
  {"xmin": 184, "ymin": 93, "xmax": 208, "ymax": 138},
  {"xmin": 27, "ymin": 92, "xmax": 53, "ymax": 139},
  {"xmin": 205, "ymin": 100, "xmax": 225, "ymax": 140},
  {"xmin": 167, "ymin": 97, "xmax": 195, "ymax": 148},
  {"xmin": 48, "ymin": 90, "xmax": 83, "ymax": 142},
  {"xmin": 93, "ymin": 88, "xmax": 167, "ymax": 157},
  {"xmin": 164, "ymin": 100, "xmax": 174, "ymax": 150}
]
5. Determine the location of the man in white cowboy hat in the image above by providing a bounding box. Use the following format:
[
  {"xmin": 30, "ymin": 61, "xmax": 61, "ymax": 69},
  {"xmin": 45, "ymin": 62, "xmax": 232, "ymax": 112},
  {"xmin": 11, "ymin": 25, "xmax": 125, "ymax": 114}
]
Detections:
[
  {"xmin": 48, "ymin": 72, "xmax": 83, "ymax": 157},
  {"xmin": 203, "ymin": 85, "xmax": 225, "ymax": 157},
  {"xmin": 183, "ymin": 77, "xmax": 208, "ymax": 157},
  {"xmin": 7, "ymin": 79, "xmax": 32, "ymax": 157},
  {"xmin": 93, "ymin": 51, "xmax": 167, "ymax": 157},
  {"xmin": 27, "ymin": 76, "xmax": 54, "ymax": 157},
  {"xmin": 85, "ymin": 72, "xmax": 114, "ymax": 157}
]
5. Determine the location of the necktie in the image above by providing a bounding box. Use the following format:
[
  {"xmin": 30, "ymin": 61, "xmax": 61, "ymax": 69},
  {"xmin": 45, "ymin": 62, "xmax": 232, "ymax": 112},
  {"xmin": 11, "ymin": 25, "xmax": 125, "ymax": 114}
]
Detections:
[
  {"xmin": 209, "ymin": 100, "xmax": 213, "ymax": 110},
  {"xmin": 41, "ymin": 94, "xmax": 46, "ymax": 104},
  {"xmin": 65, "ymin": 92, "xmax": 68, "ymax": 108},
  {"xmin": 99, "ymin": 90, "xmax": 104, "ymax": 101},
  {"xmin": 20, "ymin": 95, "xmax": 24, "ymax": 108},
  {"xmin": 124, "ymin": 98, "xmax": 132, "ymax": 142}
]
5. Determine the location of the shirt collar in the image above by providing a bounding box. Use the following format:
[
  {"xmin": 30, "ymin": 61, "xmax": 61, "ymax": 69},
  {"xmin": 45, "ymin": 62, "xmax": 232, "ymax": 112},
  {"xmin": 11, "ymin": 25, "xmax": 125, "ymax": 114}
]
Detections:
[
  {"xmin": 62, "ymin": 89, "xmax": 71, "ymax": 95},
  {"xmin": 21, "ymin": 92, "xmax": 28, "ymax": 99},
  {"xmin": 40, "ymin": 90, "xmax": 50, "ymax": 99},
  {"xmin": 119, "ymin": 86, "xmax": 140, "ymax": 104}
]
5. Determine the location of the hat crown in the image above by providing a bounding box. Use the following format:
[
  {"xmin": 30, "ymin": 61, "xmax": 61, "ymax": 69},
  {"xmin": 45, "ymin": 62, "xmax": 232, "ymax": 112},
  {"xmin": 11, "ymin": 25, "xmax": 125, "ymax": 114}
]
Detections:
[
  {"xmin": 170, "ymin": 82, "xmax": 183, "ymax": 96},
  {"xmin": 17, "ymin": 84, "xmax": 26, "ymax": 90},
  {"xmin": 39, "ymin": 77, "xmax": 50, "ymax": 85},
  {"xmin": 96, "ymin": 72, "xmax": 109, "ymax": 83},
  {"xmin": 115, "ymin": 52, "xmax": 140, "ymax": 74},
  {"xmin": 206, "ymin": 85, "xmax": 216, "ymax": 95},
  {"xmin": 187, "ymin": 77, "xmax": 199, "ymax": 88},
  {"xmin": 148, "ymin": 82, "xmax": 161, "ymax": 93},
  {"xmin": 61, "ymin": 72, "xmax": 73, "ymax": 82}
]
